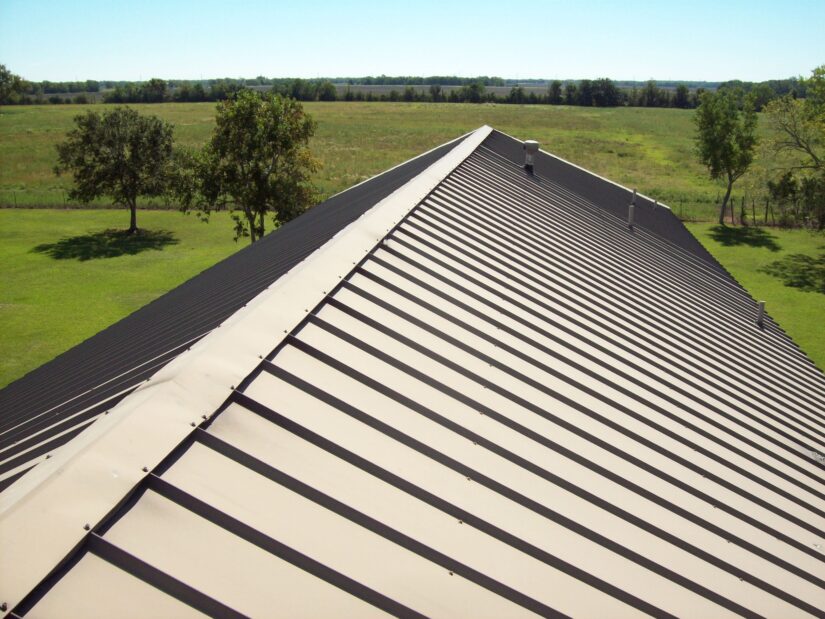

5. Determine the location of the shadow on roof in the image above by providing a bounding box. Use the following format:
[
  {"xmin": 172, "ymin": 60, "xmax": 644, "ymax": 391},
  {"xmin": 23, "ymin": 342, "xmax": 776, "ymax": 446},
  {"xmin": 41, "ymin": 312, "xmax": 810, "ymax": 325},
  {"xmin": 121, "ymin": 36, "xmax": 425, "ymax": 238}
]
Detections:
[
  {"xmin": 32, "ymin": 228, "xmax": 179, "ymax": 261},
  {"xmin": 707, "ymin": 225, "xmax": 782, "ymax": 252}
]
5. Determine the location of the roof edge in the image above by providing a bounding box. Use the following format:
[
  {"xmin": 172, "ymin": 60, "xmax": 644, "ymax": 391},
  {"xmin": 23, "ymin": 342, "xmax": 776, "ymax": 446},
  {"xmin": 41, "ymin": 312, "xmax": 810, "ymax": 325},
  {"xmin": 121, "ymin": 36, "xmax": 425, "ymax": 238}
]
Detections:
[
  {"xmin": 493, "ymin": 127, "xmax": 673, "ymax": 211},
  {"xmin": 0, "ymin": 125, "xmax": 492, "ymax": 614}
]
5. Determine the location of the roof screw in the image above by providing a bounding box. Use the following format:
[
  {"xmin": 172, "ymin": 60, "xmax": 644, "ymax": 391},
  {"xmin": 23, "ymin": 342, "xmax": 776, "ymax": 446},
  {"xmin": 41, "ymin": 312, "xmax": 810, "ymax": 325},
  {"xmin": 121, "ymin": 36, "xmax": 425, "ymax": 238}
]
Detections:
[
  {"xmin": 230, "ymin": 385, "xmax": 235, "ymax": 390},
  {"xmin": 190, "ymin": 422, "xmax": 196, "ymax": 427},
  {"xmin": 83, "ymin": 523, "xmax": 90, "ymax": 531},
  {"xmin": 201, "ymin": 414, "xmax": 208, "ymax": 420},
  {"xmin": 45, "ymin": 454, "xmax": 51, "ymax": 459},
  {"xmin": 142, "ymin": 466, "xmax": 148, "ymax": 473},
  {"xmin": 0, "ymin": 603, "xmax": 7, "ymax": 611}
]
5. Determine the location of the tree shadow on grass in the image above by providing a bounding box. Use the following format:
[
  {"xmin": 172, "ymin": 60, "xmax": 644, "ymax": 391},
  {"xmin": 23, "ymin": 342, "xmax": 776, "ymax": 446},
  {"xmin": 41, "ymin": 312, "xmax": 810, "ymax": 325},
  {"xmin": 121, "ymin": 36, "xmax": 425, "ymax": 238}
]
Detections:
[
  {"xmin": 759, "ymin": 249, "xmax": 825, "ymax": 294},
  {"xmin": 32, "ymin": 229, "xmax": 179, "ymax": 261},
  {"xmin": 708, "ymin": 225, "xmax": 782, "ymax": 252}
]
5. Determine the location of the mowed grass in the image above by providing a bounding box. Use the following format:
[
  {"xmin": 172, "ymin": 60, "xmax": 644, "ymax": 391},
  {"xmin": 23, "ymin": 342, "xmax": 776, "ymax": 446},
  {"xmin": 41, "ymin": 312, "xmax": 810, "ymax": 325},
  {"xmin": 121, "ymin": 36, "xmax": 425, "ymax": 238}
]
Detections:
[
  {"xmin": 686, "ymin": 223, "xmax": 825, "ymax": 370},
  {"xmin": 2, "ymin": 102, "xmax": 725, "ymax": 218},
  {"xmin": 0, "ymin": 209, "xmax": 240, "ymax": 387},
  {"xmin": 0, "ymin": 103, "xmax": 822, "ymax": 387}
]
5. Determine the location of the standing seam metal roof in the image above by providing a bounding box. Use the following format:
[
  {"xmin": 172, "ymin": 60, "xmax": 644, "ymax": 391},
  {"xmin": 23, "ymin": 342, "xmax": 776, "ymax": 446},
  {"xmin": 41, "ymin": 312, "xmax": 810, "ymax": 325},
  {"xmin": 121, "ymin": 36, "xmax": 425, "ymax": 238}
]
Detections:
[
  {"xmin": 2, "ymin": 126, "xmax": 824, "ymax": 618},
  {"xmin": 0, "ymin": 134, "xmax": 466, "ymax": 493}
]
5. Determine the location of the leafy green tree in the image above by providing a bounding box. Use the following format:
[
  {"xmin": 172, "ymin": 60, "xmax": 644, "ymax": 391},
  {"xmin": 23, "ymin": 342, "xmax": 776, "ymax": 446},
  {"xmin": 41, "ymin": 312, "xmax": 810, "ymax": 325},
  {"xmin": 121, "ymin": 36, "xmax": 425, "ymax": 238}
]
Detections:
[
  {"xmin": 673, "ymin": 84, "xmax": 690, "ymax": 109},
  {"xmin": 694, "ymin": 90, "xmax": 758, "ymax": 224},
  {"xmin": 578, "ymin": 79, "xmax": 594, "ymax": 106},
  {"xmin": 317, "ymin": 80, "xmax": 337, "ymax": 101},
  {"xmin": 547, "ymin": 80, "xmax": 562, "ymax": 104},
  {"xmin": 592, "ymin": 78, "xmax": 620, "ymax": 107},
  {"xmin": 765, "ymin": 65, "xmax": 824, "ymax": 172},
  {"xmin": 564, "ymin": 82, "xmax": 578, "ymax": 105},
  {"xmin": 55, "ymin": 107, "xmax": 174, "ymax": 233},
  {"xmin": 508, "ymin": 86, "xmax": 526, "ymax": 104},
  {"xmin": 176, "ymin": 90, "xmax": 318, "ymax": 243},
  {"xmin": 764, "ymin": 65, "xmax": 825, "ymax": 228},
  {"xmin": 459, "ymin": 81, "xmax": 485, "ymax": 103},
  {"xmin": 143, "ymin": 78, "xmax": 167, "ymax": 103},
  {"xmin": 0, "ymin": 64, "xmax": 25, "ymax": 104}
]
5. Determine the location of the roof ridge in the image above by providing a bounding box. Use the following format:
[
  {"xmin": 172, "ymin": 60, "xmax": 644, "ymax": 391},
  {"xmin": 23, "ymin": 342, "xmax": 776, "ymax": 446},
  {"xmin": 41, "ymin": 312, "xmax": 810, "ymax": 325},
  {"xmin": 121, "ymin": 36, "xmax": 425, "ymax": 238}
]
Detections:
[{"xmin": 0, "ymin": 125, "xmax": 492, "ymax": 613}]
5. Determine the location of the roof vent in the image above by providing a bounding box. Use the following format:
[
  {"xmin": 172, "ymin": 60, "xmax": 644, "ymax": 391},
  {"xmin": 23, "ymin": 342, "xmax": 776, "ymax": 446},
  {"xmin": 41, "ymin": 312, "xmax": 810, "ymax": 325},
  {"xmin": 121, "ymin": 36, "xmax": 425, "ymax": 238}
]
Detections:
[
  {"xmin": 628, "ymin": 189, "xmax": 637, "ymax": 228},
  {"xmin": 523, "ymin": 140, "xmax": 539, "ymax": 174},
  {"xmin": 756, "ymin": 300, "xmax": 766, "ymax": 328}
]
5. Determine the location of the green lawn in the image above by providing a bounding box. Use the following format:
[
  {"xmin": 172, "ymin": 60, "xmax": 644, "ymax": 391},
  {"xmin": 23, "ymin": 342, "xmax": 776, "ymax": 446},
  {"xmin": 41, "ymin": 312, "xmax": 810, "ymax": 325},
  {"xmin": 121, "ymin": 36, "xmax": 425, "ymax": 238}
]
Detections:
[
  {"xmin": 2, "ymin": 102, "xmax": 731, "ymax": 219},
  {"xmin": 0, "ymin": 209, "xmax": 240, "ymax": 387},
  {"xmin": 0, "ymin": 103, "xmax": 822, "ymax": 388},
  {"xmin": 686, "ymin": 223, "xmax": 825, "ymax": 370}
]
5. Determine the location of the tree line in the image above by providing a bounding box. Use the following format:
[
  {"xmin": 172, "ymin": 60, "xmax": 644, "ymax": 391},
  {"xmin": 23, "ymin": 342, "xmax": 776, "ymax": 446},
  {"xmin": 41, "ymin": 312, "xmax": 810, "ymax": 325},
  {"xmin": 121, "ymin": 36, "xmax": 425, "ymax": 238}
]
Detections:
[
  {"xmin": 0, "ymin": 65, "xmax": 809, "ymax": 110},
  {"xmin": 695, "ymin": 65, "xmax": 824, "ymax": 229}
]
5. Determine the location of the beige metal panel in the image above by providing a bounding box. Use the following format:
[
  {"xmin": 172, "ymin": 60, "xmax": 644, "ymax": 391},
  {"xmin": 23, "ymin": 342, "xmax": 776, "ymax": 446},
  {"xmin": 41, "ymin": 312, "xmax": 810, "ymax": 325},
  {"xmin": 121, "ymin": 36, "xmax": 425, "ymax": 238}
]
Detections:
[
  {"xmin": 206, "ymin": 403, "xmax": 653, "ymax": 618},
  {"xmin": 418, "ymin": 194, "xmax": 825, "ymax": 413},
  {"xmin": 416, "ymin": 201, "xmax": 824, "ymax": 406},
  {"xmin": 162, "ymin": 433, "xmax": 537, "ymax": 619},
  {"xmin": 429, "ymin": 177, "xmax": 825, "ymax": 404},
  {"xmin": 390, "ymin": 231, "xmax": 824, "ymax": 456},
  {"xmin": 0, "ymin": 128, "xmax": 493, "ymax": 612},
  {"xmin": 295, "ymin": 306, "xmax": 825, "ymax": 580},
  {"xmin": 324, "ymin": 271, "xmax": 825, "ymax": 546},
  {"xmin": 362, "ymin": 246, "xmax": 825, "ymax": 490},
  {"xmin": 27, "ymin": 553, "xmax": 205, "ymax": 619},
  {"xmin": 390, "ymin": 218, "xmax": 824, "ymax": 456},
  {"xmin": 260, "ymin": 342, "xmax": 824, "ymax": 613},
  {"xmin": 379, "ymin": 231, "xmax": 825, "ymax": 465},
  {"xmin": 104, "ymin": 487, "xmax": 391, "ymax": 619}
]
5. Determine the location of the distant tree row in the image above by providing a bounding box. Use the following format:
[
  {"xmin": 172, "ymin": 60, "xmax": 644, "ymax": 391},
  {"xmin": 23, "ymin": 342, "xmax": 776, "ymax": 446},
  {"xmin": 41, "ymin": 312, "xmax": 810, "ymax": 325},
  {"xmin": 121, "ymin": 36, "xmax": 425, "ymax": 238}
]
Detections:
[{"xmin": 0, "ymin": 64, "xmax": 811, "ymax": 111}]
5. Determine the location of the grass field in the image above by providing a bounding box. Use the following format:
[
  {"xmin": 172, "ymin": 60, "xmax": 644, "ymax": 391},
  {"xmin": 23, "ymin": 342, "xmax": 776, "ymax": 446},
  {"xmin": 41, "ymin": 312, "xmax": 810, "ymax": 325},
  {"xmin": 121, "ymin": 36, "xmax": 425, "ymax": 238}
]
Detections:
[
  {"xmin": 686, "ymin": 223, "xmax": 825, "ymax": 369},
  {"xmin": 0, "ymin": 103, "xmax": 822, "ymax": 388},
  {"xmin": 0, "ymin": 209, "xmax": 240, "ymax": 387},
  {"xmin": 2, "ymin": 102, "xmax": 730, "ymax": 219}
]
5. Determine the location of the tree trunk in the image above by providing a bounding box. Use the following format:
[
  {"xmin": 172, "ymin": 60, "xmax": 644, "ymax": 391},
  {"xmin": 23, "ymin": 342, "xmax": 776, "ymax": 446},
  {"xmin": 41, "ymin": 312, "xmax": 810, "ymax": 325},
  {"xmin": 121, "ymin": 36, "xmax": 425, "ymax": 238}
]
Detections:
[
  {"xmin": 127, "ymin": 202, "xmax": 138, "ymax": 234},
  {"xmin": 718, "ymin": 179, "xmax": 733, "ymax": 225}
]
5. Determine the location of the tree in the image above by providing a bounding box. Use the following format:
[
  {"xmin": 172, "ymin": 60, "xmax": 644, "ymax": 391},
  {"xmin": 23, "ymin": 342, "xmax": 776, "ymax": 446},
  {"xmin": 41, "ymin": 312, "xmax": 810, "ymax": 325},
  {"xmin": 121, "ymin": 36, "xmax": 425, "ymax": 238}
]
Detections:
[
  {"xmin": 176, "ymin": 90, "xmax": 318, "ymax": 243},
  {"xmin": 142, "ymin": 78, "xmax": 167, "ymax": 103},
  {"xmin": 764, "ymin": 65, "xmax": 825, "ymax": 228},
  {"xmin": 0, "ymin": 64, "xmax": 25, "ymax": 104},
  {"xmin": 547, "ymin": 80, "xmax": 562, "ymax": 105},
  {"xmin": 55, "ymin": 107, "xmax": 174, "ymax": 233},
  {"xmin": 564, "ymin": 82, "xmax": 578, "ymax": 105},
  {"xmin": 673, "ymin": 84, "xmax": 690, "ymax": 109},
  {"xmin": 765, "ymin": 66, "xmax": 823, "ymax": 173},
  {"xmin": 694, "ymin": 90, "xmax": 758, "ymax": 224}
]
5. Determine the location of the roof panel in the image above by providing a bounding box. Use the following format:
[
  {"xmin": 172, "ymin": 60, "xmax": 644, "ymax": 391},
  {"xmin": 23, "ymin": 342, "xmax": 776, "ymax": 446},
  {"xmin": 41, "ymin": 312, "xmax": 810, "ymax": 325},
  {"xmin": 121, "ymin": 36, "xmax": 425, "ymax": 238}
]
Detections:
[{"xmin": 3, "ymin": 126, "xmax": 825, "ymax": 618}]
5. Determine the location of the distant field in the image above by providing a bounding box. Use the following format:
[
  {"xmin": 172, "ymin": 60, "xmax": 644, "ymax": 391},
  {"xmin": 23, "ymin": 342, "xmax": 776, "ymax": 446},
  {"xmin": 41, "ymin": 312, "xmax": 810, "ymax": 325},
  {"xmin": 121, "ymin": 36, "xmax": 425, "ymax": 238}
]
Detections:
[
  {"xmin": 1, "ymin": 104, "xmax": 821, "ymax": 389},
  {"xmin": 2, "ymin": 102, "xmax": 729, "ymax": 220},
  {"xmin": 0, "ymin": 209, "xmax": 240, "ymax": 388}
]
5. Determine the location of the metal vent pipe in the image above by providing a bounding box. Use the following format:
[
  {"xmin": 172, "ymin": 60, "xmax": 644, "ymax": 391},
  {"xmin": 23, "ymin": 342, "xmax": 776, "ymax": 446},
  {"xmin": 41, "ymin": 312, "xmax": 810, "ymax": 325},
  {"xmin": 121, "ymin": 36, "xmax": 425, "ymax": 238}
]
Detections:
[{"xmin": 523, "ymin": 140, "xmax": 539, "ymax": 173}]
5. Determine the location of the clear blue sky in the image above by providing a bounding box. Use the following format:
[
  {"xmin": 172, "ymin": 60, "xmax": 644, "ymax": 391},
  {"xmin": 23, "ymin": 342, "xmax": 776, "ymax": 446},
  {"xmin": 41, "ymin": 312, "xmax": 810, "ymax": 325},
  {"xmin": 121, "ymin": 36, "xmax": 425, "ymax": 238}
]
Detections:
[{"xmin": 1, "ymin": 0, "xmax": 822, "ymax": 82}]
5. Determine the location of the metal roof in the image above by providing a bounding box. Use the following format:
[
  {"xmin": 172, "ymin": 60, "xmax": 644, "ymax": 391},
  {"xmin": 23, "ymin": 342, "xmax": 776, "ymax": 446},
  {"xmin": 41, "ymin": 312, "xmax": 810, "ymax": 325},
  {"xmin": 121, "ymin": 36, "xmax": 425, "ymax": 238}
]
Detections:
[
  {"xmin": 1, "ymin": 126, "xmax": 824, "ymax": 618},
  {"xmin": 0, "ymin": 133, "xmax": 466, "ymax": 494}
]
